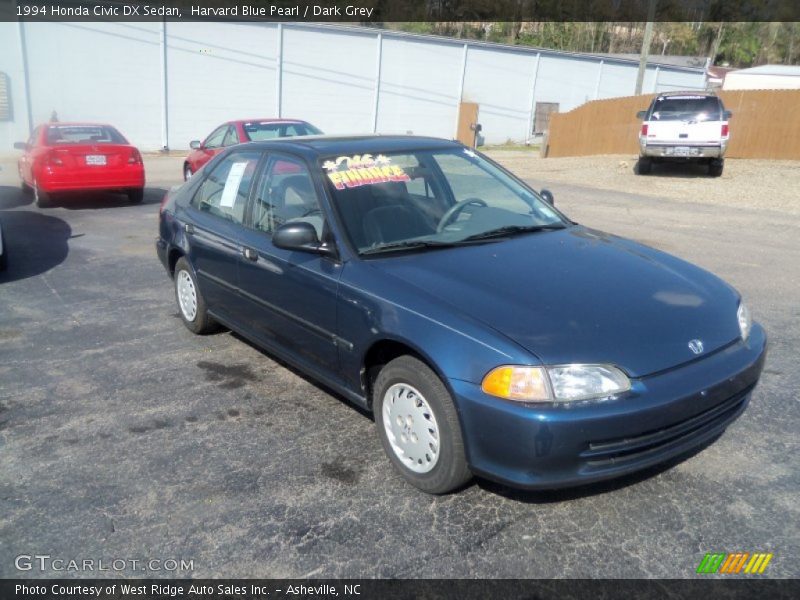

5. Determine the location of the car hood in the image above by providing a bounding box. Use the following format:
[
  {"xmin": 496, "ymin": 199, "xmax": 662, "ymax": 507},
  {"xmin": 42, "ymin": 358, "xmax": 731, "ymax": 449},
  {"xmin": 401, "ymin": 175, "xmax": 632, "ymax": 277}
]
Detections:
[{"xmin": 374, "ymin": 226, "xmax": 742, "ymax": 378}]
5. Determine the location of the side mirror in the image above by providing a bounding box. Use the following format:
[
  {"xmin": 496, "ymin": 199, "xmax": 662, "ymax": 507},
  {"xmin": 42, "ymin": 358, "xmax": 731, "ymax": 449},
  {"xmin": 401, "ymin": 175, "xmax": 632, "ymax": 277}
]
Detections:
[
  {"xmin": 636, "ymin": 110, "xmax": 647, "ymax": 120},
  {"xmin": 540, "ymin": 189, "xmax": 554, "ymax": 206},
  {"xmin": 189, "ymin": 140, "xmax": 201, "ymax": 150},
  {"xmin": 272, "ymin": 222, "xmax": 335, "ymax": 256},
  {"xmin": 13, "ymin": 142, "xmax": 28, "ymax": 151},
  {"xmin": 723, "ymin": 110, "xmax": 732, "ymax": 120}
]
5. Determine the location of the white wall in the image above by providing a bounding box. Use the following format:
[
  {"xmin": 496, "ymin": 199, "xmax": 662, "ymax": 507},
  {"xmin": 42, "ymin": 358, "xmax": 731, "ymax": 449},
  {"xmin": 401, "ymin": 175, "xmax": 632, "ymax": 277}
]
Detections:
[
  {"xmin": 166, "ymin": 22, "xmax": 278, "ymax": 149},
  {"xmin": 22, "ymin": 22, "xmax": 161, "ymax": 147},
  {"xmin": 723, "ymin": 72, "xmax": 800, "ymax": 90},
  {"xmin": 0, "ymin": 22, "xmax": 708, "ymax": 152}
]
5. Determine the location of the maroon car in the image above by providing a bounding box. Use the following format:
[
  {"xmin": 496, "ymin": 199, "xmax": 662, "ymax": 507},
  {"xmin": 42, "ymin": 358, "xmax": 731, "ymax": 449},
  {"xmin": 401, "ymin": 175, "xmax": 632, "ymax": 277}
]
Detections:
[{"xmin": 183, "ymin": 119, "xmax": 321, "ymax": 180}]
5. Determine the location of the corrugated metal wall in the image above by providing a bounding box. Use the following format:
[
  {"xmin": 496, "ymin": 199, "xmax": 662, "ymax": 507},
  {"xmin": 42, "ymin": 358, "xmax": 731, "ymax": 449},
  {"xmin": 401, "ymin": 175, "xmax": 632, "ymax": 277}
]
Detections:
[{"xmin": 0, "ymin": 22, "xmax": 707, "ymax": 152}]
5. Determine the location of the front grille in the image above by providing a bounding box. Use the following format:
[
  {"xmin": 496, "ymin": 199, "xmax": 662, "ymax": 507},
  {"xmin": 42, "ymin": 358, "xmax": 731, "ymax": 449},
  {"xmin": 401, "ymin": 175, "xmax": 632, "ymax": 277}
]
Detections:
[{"xmin": 581, "ymin": 385, "xmax": 754, "ymax": 467}]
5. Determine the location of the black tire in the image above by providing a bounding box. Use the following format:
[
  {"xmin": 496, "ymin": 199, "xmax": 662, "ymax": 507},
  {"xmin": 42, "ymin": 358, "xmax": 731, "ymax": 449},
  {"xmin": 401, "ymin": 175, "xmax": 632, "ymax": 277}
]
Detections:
[
  {"xmin": 34, "ymin": 183, "xmax": 51, "ymax": 208},
  {"xmin": 173, "ymin": 257, "xmax": 217, "ymax": 335},
  {"xmin": 21, "ymin": 180, "xmax": 32, "ymax": 196},
  {"xmin": 373, "ymin": 355, "xmax": 472, "ymax": 494},
  {"xmin": 128, "ymin": 188, "xmax": 144, "ymax": 204},
  {"xmin": 183, "ymin": 163, "xmax": 193, "ymax": 181},
  {"xmin": 708, "ymin": 159, "xmax": 724, "ymax": 177},
  {"xmin": 636, "ymin": 157, "xmax": 652, "ymax": 175}
]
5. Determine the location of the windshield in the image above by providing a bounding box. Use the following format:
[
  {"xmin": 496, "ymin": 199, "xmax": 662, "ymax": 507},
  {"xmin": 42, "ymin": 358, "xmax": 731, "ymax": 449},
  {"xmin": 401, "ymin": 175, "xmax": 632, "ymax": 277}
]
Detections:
[
  {"xmin": 321, "ymin": 148, "xmax": 567, "ymax": 255},
  {"xmin": 649, "ymin": 96, "xmax": 722, "ymax": 122},
  {"xmin": 46, "ymin": 125, "xmax": 127, "ymax": 145},
  {"xmin": 243, "ymin": 121, "xmax": 322, "ymax": 141}
]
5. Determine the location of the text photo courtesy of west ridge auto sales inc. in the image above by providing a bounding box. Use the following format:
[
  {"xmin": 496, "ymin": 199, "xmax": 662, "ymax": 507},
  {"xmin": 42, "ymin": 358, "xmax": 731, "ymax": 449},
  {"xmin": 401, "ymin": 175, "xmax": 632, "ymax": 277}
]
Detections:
[{"xmin": 0, "ymin": 1, "xmax": 799, "ymax": 599}]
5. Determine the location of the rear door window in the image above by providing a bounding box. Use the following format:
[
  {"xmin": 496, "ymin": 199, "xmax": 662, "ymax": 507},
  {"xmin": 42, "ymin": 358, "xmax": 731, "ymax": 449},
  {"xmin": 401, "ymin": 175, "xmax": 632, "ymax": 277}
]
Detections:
[
  {"xmin": 191, "ymin": 151, "xmax": 262, "ymax": 225},
  {"xmin": 222, "ymin": 126, "xmax": 240, "ymax": 147},
  {"xmin": 650, "ymin": 96, "xmax": 722, "ymax": 121}
]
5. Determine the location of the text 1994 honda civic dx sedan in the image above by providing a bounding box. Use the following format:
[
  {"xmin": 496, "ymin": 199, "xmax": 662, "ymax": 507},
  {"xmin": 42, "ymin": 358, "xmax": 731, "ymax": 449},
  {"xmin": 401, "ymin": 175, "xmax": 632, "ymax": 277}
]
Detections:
[{"xmin": 156, "ymin": 136, "xmax": 766, "ymax": 494}]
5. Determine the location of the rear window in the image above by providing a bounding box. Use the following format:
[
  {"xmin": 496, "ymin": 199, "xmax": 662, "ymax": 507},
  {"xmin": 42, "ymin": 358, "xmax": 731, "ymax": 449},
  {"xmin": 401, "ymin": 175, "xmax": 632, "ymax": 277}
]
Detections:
[
  {"xmin": 649, "ymin": 96, "xmax": 722, "ymax": 122},
  {"xmin": 242, "ymin": 122, "xmax": 321, "ymax": 141},
  {"xmin": 46, "ymin": 125, "xmax": 127, "ymax": 145}
]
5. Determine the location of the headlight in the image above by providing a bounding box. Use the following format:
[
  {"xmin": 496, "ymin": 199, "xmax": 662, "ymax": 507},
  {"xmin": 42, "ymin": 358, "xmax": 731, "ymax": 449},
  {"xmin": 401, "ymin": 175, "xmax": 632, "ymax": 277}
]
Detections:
[
  {"xmin": 481, "ymin": 364, "xmax": 630, "ymax": 403},
  {"xmin": 737, "ymin": 301, "xmax": 751, "ymax": 341}
]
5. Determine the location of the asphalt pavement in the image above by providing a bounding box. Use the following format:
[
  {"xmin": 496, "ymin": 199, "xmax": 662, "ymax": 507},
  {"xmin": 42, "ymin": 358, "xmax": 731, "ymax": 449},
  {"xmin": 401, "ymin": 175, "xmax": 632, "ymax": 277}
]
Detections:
[{"xmin": 0, "ymin": 154, "xmax": 797, "ymax": 578}]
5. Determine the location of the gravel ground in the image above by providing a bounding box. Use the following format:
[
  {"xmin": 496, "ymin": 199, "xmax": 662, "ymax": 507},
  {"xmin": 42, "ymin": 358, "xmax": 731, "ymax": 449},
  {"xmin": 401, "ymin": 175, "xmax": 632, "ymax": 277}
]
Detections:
[{"xmin": 487, "ymin": 151, "xmax": 800, "ymax": 215}]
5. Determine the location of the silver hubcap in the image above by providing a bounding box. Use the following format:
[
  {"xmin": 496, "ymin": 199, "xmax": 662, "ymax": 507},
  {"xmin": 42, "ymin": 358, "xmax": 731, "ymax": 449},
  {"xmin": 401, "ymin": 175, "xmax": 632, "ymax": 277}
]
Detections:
[
  {"xmin": 184, "ymin": 166, "xmax": 192, "ymax": 180},
  {"xmin": 176, "ymin": 270, "xmax": 198, "ymax": 321},
  {"xmin": 382, "ymin": 383, "xmax": 440, "ymax": 474}
]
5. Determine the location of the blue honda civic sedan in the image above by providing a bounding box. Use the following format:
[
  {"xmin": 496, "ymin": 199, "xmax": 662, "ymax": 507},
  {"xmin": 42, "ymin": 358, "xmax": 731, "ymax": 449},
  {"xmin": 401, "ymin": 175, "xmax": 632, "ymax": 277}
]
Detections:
[{"xmin": 156, "ymin": 135, "xmax": 766, "ymax": 494}]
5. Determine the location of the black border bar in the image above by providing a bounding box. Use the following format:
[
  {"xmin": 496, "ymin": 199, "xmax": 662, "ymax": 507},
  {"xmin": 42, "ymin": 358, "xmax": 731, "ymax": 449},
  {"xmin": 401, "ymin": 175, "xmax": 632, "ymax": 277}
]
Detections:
[
  {"xmin": 3, "ymin": 579, "xmax": 800, "ymax": 600},
  {"xmin": 4, "ymin": 0, "xmax": 800, "ymax": 22}
]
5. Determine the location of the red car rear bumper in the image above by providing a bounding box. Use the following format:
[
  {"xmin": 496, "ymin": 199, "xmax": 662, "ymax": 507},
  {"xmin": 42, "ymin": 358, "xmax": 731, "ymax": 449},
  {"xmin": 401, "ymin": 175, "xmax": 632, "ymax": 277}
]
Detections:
[{"xmin": 37, "ymin": 166, "xmax": 145, "ymax": 193}]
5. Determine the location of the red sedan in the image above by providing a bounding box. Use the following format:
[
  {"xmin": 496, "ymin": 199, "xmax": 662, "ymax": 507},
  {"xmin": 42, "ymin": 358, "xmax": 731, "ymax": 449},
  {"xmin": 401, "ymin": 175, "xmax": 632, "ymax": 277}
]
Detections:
[
  {"xmin": 15, "ymin": 123, "xmax": 145, "ymax": 207},
  {"xmin": 183, "ymin": 119, "xmax": 321, "ymax": 180}
]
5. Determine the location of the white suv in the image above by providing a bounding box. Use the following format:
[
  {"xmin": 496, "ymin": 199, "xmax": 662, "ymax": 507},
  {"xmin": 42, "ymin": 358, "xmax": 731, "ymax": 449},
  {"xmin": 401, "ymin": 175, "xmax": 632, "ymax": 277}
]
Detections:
[{"xmin": 636, "ymin": 93, "xmax": 731, "ymax": 177}]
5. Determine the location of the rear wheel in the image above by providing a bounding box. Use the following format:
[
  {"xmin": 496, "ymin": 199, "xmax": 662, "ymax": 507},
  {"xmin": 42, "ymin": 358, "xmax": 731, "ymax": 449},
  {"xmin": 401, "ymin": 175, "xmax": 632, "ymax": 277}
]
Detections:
[
  {"xmin": 708, "ymin": 159, "xmax": 724, "ymax": 177},
  {"xmin": 127, "ymin": 188, "xmax": 144, "ymax": 204},
  {"xmin": 636, "ymin": 157, "xmax": 652, "ymax": 175},
  {"xmin": 373, "ymin": 356, "xmax": 472, "ymax": 494},
  {"xmin": 34, "ymin": 182, "xmax": 51, "ymax": 208},
  {"xmin": 174, "ymin": 257, "xmax": 217, "ymax": 335}
]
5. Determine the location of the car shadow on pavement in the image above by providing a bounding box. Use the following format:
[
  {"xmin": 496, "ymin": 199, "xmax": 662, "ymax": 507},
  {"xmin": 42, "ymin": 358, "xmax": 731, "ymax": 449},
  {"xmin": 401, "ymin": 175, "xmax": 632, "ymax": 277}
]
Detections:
[
  {"xmin": 0, "ymin": 185, "xmax": 33, "ymax": 210},
  {"xmin": 476, "ymin": 434, "xmax": 722, "ymax": 503},
  {"xmin": 0, "ymin": 210, "xmax": 71, "ymax": 284},
  {"xmin": 55, "ymin": 186, "xmax": 168, "ymax": 210},
  {"xmin": 633, "ymin": 161, "xmax": 718, "ymax": 179}
]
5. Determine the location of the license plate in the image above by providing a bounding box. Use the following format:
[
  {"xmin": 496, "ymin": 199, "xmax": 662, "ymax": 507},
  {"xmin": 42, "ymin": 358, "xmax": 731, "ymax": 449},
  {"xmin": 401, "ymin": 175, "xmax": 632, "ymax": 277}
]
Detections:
[
  {"xmin": 85, "ymin": 154, "xmax": 107, "ymax": 166},
  {"xmin": 672, "ymin": 146, "xmax": 690, "ymax": 157}
]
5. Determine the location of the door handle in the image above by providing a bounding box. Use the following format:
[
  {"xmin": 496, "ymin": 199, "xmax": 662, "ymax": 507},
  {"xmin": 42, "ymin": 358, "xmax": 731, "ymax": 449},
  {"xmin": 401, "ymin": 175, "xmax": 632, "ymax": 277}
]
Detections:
[
  {"xmin": 183, "ymin": 223, "xmax": 195, "ymax": 235},
  {"xmin": 242, "ymin": 247, "xmax": 258, "ymax": 262}
]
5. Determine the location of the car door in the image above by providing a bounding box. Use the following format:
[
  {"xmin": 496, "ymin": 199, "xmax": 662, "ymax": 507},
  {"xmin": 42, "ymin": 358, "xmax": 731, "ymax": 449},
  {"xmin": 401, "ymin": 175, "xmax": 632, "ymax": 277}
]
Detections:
[
  {"xmin": 237, "ymin": 153, "xmax": 342, "ymax": 378},
  {"xmin": 177, "ymin": 149, "xmax": 263, "ymax": 325}
]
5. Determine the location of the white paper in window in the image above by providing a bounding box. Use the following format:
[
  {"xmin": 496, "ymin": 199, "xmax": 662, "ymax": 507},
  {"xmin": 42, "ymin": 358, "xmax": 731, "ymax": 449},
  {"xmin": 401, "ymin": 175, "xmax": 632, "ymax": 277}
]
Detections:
[{"xmin": 219, "ymin": 161, "xmax": 248, "ymax": 208}]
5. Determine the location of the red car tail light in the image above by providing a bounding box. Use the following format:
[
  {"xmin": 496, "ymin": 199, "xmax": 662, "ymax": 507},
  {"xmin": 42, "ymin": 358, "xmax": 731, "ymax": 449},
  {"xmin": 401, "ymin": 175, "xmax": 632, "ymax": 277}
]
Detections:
[
  {"xmin": 721, "ymin": 124, "xmax": 729, "ymax": 137},
  {"xmin": 128, "ymin": 148, "xmax": 143, "ymax": 165},
  {"xmin": 640, "ymin": 124, "xmax": 648, "ymax": 136}
]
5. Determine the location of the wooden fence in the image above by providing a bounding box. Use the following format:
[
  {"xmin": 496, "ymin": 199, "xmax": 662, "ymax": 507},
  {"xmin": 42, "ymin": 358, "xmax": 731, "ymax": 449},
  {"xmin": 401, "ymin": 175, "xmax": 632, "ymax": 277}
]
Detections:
[{"xmin": 545, "ymin": 89, "xmax": 800, "ymax": 160}]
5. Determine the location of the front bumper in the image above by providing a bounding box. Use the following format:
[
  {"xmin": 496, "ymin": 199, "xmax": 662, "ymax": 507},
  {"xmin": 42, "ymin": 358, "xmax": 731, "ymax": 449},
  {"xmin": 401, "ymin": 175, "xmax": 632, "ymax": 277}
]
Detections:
[
  {"xmin": 452, "ymin": 324, "xmax": 766, "ymax": 490},
  {"xmin": 640, "ymin": 141, "xmax": 726, "ymax": 159}
]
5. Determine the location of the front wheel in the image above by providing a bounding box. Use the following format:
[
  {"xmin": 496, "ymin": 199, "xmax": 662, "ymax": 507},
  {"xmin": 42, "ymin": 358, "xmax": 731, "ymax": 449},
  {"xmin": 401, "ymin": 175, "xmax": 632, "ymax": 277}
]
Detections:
[
  {"xmin": 174, "ymin": 257, "xmax": 217, "ymax": 334},
  {"xmin": 183, "ymin": 163, "xmax": 193, "ymax": 181},
  {"xmin": 373, "ymin": 356, "xmax": 472, "ymax": 494}
]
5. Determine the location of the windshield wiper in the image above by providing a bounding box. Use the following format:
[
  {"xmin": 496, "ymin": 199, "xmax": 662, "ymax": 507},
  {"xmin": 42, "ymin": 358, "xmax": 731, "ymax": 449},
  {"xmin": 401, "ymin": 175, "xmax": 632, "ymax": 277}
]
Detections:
[
  {"xmin": 462, "ymin": 223, "xmax": 567, "ymax": 241},
  {"xmin": 360, "ymin": 237, "xmax": 502, "ymax": 256},
  {"xmin": 361, "ymin": 240, "xmax": 469, "ymax": 255}
]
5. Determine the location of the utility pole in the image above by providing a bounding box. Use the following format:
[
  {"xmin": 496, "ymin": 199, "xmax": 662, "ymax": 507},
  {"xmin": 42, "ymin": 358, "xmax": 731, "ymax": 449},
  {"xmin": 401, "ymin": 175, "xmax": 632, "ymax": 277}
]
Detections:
[{"xmin": 635, "ymin": 0, "xmax": 657, "ymax": 95}]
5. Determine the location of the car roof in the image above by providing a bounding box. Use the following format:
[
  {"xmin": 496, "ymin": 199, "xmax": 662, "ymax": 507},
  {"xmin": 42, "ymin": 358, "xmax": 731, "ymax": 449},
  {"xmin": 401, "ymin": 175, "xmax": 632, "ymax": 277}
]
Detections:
[
  {"xmin": 654, "ymin": 91, "xmax": 717, "ymax": 98},
  {"xmin": 43, "ymin": 122, "xmax": 117, "ymax": 128},
  {"xmin": 239, "ymin": 134, "xmax": 461, "ymax": 157},
  {"xmin": 232, "ymin": 118, "xmax": 309, "ymax": 125}
]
